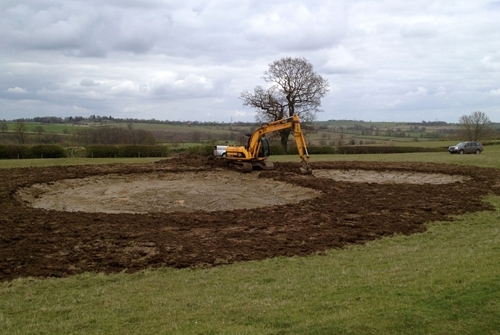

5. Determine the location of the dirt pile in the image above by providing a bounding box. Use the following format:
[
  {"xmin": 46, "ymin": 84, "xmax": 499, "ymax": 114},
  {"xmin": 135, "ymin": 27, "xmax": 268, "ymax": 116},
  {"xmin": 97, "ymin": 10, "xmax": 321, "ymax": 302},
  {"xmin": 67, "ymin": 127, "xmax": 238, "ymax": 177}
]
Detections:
[{"xmin": 1, "ymin": 159, "xmax": 500, "ymax": 281}]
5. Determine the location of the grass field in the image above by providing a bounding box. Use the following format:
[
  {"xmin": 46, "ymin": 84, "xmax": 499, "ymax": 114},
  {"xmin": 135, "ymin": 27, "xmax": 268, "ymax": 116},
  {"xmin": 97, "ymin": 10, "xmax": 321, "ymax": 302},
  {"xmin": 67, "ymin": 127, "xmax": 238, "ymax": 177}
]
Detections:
[
  {"xmin": 0, "ymin": 157, "xmax": 164, "ymax": 169},
  {"xmin": 1, "ymin": 151, "xmax": 499, "ymax": 334},
  {"xmin": 1, "ymin": 144, "xmax": 499, "ymax": 170}
]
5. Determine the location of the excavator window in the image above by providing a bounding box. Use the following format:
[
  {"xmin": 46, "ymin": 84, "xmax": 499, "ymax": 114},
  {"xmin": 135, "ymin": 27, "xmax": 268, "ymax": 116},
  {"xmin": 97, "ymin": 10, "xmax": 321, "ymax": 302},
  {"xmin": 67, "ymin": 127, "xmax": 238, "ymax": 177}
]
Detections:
[{"xmin": 259, "ymin": 137, "xmax": 271, "ymax": 157}]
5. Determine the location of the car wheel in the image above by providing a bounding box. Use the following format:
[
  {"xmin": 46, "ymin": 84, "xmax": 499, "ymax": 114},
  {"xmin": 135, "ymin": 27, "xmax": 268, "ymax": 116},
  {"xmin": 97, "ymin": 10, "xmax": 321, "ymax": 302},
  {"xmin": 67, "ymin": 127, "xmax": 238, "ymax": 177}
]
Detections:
[
  {"xmin": 475, "ymin": 149, "xmax": 481, "ymax": 154},
  {"xmin": 221, "ymin": 153, "xmax": 226, "ymax": 157},
  {"xmin": 459, "ymin": 150, "xmax": 464, "ymax": 155}
]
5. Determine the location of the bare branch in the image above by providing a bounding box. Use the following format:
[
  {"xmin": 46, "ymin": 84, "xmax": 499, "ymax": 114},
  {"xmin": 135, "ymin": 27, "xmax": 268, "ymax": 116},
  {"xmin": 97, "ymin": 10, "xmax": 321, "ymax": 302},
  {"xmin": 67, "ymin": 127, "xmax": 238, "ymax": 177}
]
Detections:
[
  {"xmin": 240, "ymin": 57, "xmax": 329, "ymax": 153},
  {"xmin": 458, "ymin": 111, "xmax": 493, "ymax": 141}
]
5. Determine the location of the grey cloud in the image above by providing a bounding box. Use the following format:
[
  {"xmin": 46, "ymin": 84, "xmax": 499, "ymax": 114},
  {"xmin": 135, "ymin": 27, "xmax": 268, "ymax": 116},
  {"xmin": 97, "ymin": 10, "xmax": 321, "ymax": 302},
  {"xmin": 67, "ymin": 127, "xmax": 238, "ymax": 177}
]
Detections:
[
  {"xmin": 400, "ymin": 23, "xmax": 438, "ymax": 39},
  {"xmin": 80, "ymin": 79, "xmax": 99, "ymax": 86},
  {"xmin": 6, "ymin": 87, "xmax": 28, "ymax": 94},
  {"xmin": 1, "ymin": 2, "xmax": 171, "ymax": 57},
  {"xmin": 1, "ymin": 1, "xmax": 346, "ymax": 60},
  {"xmin": 2, "ymin": 0, "xmax": 500, "ymax": 122},
  {"xmin": 488, "ymin": 1, "xmax": 500, "ymax": 9}
]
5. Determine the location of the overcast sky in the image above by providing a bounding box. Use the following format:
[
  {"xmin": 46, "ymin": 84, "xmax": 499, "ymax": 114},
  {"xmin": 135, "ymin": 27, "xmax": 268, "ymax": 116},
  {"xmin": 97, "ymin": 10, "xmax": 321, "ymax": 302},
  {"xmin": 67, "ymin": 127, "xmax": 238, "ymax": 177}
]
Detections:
[{"xmin": 1, "ymin": 0, "xmax": 500, "ymax": 123}]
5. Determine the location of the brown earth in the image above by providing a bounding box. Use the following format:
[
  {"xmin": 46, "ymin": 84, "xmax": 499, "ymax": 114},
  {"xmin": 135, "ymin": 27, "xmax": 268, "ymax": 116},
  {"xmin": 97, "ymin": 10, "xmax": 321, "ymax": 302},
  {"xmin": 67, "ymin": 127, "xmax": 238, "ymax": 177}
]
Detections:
[{"xmin": 1, "ymin": 155, "xmax": 500, "ymax": 282}]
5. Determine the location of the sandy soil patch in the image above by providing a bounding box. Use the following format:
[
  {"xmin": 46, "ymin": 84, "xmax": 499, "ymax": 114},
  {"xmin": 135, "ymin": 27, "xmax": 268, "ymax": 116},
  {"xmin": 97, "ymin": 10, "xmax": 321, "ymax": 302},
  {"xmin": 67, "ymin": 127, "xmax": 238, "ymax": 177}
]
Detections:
[
  {"xmin": 17, "ymin": 169, "xmax": 466, "ymax": 214},
  {"xmin": 16, "ymin": 170, "xmax": 321, "ymax": 214},
  {"xmin": 313, "ymin": 169, "xmax": 468, "ymax": 184}
]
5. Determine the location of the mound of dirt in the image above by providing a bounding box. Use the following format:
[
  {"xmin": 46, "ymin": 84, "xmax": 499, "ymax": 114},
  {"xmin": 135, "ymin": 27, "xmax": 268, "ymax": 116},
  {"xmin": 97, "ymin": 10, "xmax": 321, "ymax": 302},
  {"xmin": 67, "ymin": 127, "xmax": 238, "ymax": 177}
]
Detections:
[{"xmin": 1, "ymin": 159, "xmax": 500, "ymax": 281}]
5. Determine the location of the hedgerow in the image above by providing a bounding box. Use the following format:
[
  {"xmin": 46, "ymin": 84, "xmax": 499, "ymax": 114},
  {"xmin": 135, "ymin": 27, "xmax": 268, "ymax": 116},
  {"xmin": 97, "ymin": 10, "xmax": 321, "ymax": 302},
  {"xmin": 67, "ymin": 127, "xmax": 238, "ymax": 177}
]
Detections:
[
  {"xmin": 85, "ymin": 145, "xmax": 170, "ymax": 158},
  {"xmin": 0, "ymin": 145, "xmax": 65, "ymax": 159}
]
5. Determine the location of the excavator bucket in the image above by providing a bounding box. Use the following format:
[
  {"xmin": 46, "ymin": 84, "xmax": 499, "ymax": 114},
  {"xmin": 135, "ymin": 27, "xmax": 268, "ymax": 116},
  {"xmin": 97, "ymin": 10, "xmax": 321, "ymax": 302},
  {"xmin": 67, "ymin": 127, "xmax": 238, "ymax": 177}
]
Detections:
[{"xmin": 299, "ymin": 161, "xmax": 313, "ymax": 175}]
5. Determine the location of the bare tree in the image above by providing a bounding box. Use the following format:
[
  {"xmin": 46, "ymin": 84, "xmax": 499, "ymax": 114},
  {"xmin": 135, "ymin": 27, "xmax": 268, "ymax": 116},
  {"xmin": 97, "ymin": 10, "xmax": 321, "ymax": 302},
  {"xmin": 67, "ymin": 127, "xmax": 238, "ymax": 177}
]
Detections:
[
  {"xmin": 458, "ymin": 111, "xmax": 493, "ymax": 141},
  {"xmin": 33, "ymin": 125, "xmax": 45, "ymax": 143},
  {"xmin": 240, "ymin": 86, "xmax": 287, "ymax": 121},
  {"xmin": 241, "ymin": 57, "xmax": 329, "ymax": 153},
  {"xmin": 0, "ymin": 120, "xmax": 8, "ymax": 133},
  {"xmin": 34, "ymin": 125, "xmax": 44, "ymax": 135},
  {"xmin": 14, "ymin": 120, "xmax": 27, "ymax": 144}
]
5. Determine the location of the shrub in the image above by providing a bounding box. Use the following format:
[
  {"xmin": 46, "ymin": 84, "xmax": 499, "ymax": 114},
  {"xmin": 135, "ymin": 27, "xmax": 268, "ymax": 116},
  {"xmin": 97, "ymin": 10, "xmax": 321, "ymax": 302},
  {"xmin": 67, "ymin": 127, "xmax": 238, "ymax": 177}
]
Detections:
[
  {"xmin": 185, "ymin": 144, "xmax": 214, "ymax": 156},
  {"xmin": 288, "ymin": 146, "xmax": 336, "ymax": 155},
  {"xmin": 85, "ymin": 145, "xmax": 120, "ymax": 158},
  {"xmin": 65, "ymin": 147, "xmax": 86, "ymax": 158},
  {"xmin": 85, "ymin": 145, "xmax": 170, "ymax": 158},
  {"xmin": 335, "ymin": 146, "xmax": 443, "ymax": 154},
  {"xmin": 170, "ymin": 147, "xmax": 188, "ymax": 154},
  {"xmin": 119, "ymin": 145, "xmax": 170, "ymax": 158},
  {"xmin": 30, "ymin": 145, "xmax": 65, "ymax": 158},
  {"xmin": 0, "ymin": 145, "xmax": 30, "ymax": 159},
  {"xmin": 269, "ymin": 145, "xmax": 286, "ymax": 155}
]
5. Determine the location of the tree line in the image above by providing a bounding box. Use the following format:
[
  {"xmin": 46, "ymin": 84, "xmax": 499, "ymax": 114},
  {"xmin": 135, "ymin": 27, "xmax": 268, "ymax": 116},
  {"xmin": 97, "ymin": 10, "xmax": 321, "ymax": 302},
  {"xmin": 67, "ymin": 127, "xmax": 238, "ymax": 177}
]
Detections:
[
  {"xmin": 0, "ymin": 120, "xmax": 254, "ymax": 147},
  {"xmin": 0, "ymin": 122, "xmax": 157, "ymax": 146},
  {"xmin": 2, "ymin": 115, "xmax": 256, "ymax": 127}
]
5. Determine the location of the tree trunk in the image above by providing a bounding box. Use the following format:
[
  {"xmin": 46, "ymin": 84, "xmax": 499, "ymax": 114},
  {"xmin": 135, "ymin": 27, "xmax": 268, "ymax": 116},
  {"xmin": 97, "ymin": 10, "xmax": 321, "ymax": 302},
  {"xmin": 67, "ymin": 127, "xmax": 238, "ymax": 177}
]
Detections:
[{"xmin": 279, "ymin": 128, "xmax": 291, "ymax": 154}]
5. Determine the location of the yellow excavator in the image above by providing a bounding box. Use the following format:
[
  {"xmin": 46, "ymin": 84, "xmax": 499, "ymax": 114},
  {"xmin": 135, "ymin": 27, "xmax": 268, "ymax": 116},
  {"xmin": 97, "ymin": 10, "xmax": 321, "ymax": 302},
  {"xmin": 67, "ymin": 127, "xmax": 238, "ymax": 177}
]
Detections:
[{"xmin": 225, "ymin": 114, "xmax": 312, "ymax": 174}]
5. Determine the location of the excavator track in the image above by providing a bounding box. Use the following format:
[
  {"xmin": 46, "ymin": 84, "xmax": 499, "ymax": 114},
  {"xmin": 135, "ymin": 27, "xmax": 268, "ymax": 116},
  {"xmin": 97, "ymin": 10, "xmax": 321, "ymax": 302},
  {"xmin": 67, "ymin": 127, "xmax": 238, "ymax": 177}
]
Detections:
[
  {"xmin": 228, "ymin": 161, "xmax": 253, "ymax": 173},
  {"xmin": 252, "ymin": 161, "xmax": 274, "ymax": 171}
]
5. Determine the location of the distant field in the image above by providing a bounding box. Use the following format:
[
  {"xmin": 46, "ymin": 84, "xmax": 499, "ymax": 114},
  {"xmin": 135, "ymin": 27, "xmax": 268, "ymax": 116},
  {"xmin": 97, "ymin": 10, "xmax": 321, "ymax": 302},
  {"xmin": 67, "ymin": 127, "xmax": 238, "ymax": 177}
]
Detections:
[
  {"xmin": 6, "ymin": 119, "xmax": 491, "ymax": 148},
  {"xmin": 275, "ymin": 145, "xmax": 500, "ymax": 169},
  {"xmin": 0, "ymin": 157, "xmax": 164, "ymax": 169}
]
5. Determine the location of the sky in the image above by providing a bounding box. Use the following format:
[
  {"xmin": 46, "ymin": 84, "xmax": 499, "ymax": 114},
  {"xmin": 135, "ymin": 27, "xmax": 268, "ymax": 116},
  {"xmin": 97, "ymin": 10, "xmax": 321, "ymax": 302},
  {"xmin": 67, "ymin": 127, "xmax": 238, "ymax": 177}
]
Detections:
[{"xmin": 1, "ymin": 0, "xmax": 500, "ymax": 123}]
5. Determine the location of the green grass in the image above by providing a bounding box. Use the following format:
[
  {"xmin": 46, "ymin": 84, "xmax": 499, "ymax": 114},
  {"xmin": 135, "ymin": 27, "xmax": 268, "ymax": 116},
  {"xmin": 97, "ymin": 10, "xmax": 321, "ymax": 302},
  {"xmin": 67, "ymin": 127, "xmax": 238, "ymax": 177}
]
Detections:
[
  {"xmin": 367, "ymin": 139, "xmax": 449, "ymax": 147},
  {"xmin": 0, "ymin": 157, "xmax": 164, "ymax": 169},
  {"xmin": 111, "ymin": 122, "xmax": 238, "ymax": 135},
  {"xmin": 272, "ymin": 145, "xmax": 500, "ymax": 169},
  {"xmin": 2, "ymin": 145, "xmax": 499, "ymax": 169},
  {"xmin": 1, "ymin": 150, "xmax": 500, "ymax": 334},
  {"xmin": 5, "ymin": 122, "xmax": 77, "ymax": 134}
]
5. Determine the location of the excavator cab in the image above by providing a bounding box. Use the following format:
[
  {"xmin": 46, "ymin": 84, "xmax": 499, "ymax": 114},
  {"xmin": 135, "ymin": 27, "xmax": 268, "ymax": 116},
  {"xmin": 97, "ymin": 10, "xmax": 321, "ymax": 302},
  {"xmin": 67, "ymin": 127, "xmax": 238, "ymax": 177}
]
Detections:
[{"xmin": 258, "ymin": 137, "xmax": 271, "ymax": 157}]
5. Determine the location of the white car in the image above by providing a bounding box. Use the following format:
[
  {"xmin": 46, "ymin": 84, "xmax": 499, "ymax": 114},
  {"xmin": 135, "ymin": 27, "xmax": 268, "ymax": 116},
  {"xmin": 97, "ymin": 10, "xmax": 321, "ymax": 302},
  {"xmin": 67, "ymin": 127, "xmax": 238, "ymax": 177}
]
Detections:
[{"xmin": 213, "ymin": 145, "xmax": 228, "ymax": 157}]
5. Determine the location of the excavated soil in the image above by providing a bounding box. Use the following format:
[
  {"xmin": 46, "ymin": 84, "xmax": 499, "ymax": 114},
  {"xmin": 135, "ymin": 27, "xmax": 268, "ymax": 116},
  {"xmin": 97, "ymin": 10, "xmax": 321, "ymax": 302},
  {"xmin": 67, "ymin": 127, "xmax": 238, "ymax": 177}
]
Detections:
[{"xmin": 2, "ymin": 156, "xmax": 500, "ymax": 281}]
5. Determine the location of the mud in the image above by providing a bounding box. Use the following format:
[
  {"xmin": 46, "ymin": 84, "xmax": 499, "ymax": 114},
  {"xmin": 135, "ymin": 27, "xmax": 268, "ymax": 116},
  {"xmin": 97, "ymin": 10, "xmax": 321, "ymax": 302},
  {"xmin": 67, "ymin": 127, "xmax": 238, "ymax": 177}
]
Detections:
[{"xmin": 1, "ymin": 156, "xmax": 500, "ymax": 281}]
